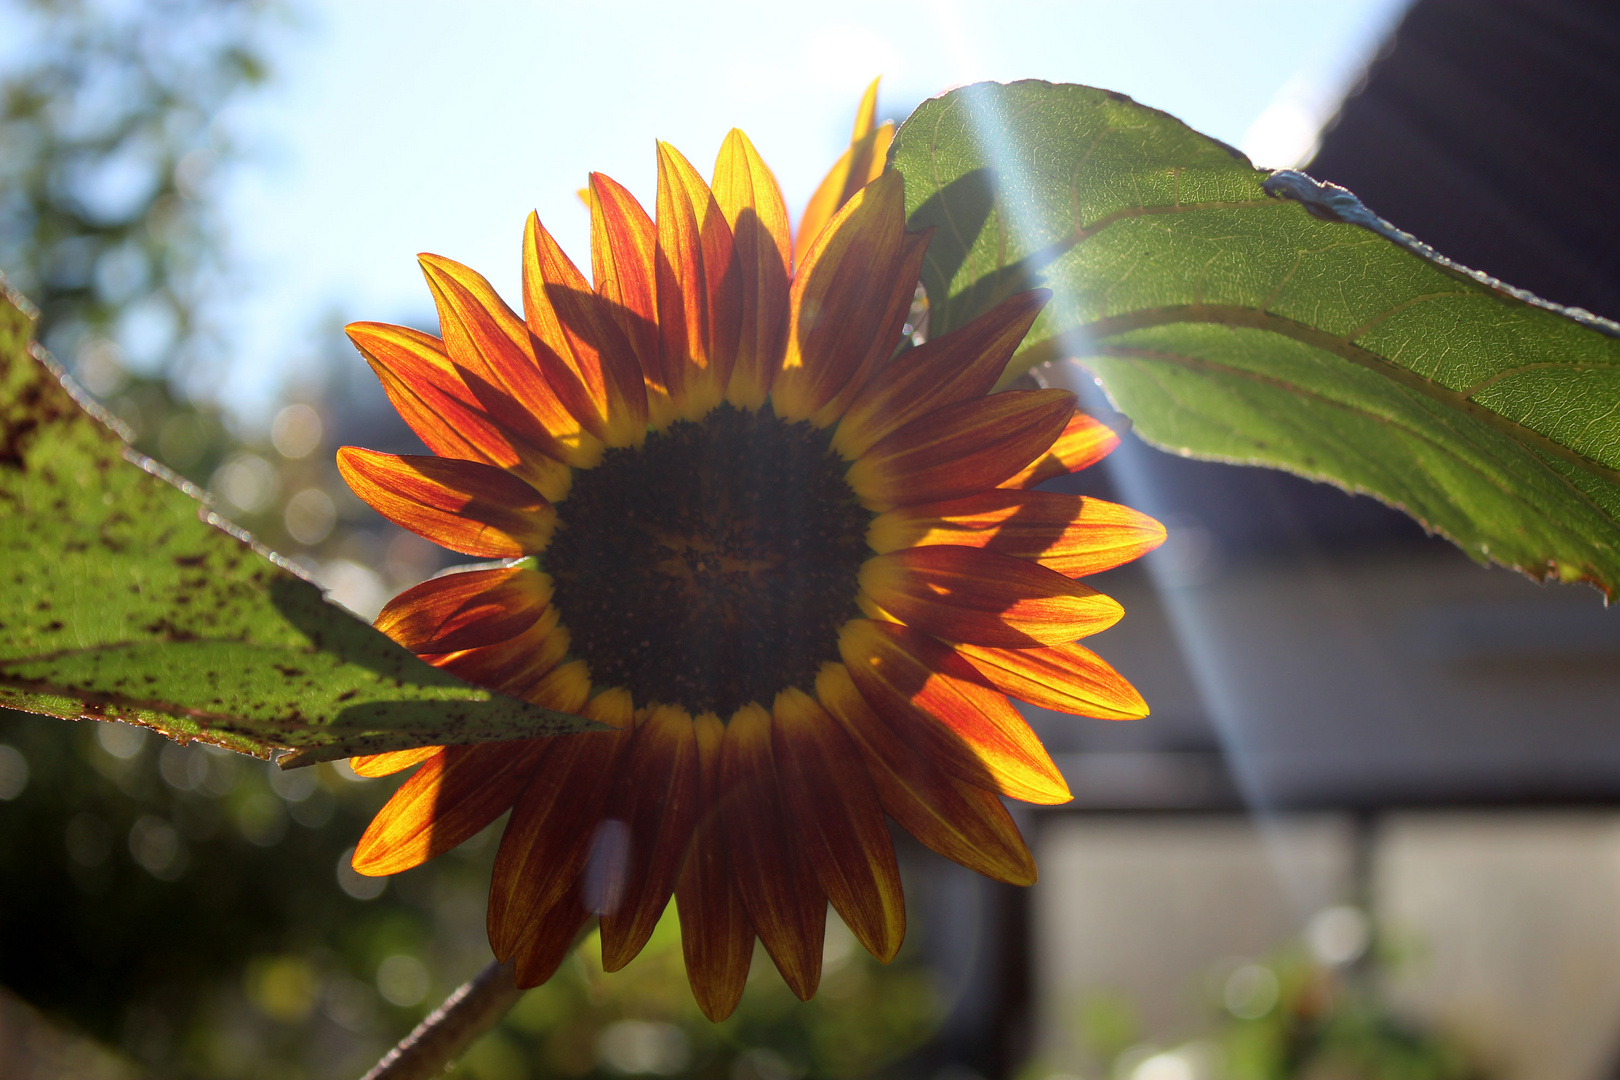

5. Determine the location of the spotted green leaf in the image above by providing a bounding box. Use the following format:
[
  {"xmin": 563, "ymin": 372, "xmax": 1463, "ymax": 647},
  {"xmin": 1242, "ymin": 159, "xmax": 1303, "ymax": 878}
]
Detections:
[
  {"xmin": 0, "ymin": 285, "xmax": 595, "ymax": 766},
  {"xmin": 891, "ymin": 80, "xmax": 1620, "ymax": 597}
]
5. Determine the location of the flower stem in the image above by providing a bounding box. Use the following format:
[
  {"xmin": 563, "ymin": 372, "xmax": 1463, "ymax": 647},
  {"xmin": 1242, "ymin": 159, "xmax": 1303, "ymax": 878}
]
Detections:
[{"xmin": 361, "ymin": 960, "xmax": 524, "ymax": 1080}]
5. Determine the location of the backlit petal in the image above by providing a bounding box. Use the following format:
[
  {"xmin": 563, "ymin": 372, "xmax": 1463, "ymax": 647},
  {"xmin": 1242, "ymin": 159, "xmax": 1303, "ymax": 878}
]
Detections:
[
  {"xmin": 350, "ymin": 746, "xmax": 441, "ymax": 779},
  {"xmin": 859, "ymin": 546, "xmax": 1123, "ymax": 647},
  {"xmin": 589, "ymin": 172, "xmax": 660, "ymax": 383},
  {"xmin": 774, "ymin": 171, "xmax": 915, "ymax": 424},
  {"xmin": 374, "ymin": 567, "xmax": 552, "ymax": 655},
  {"xmin": 773, "ymin": 687, "xmax": 904, "ymax": 962},
  {"xmin": 1000, "ymin": 411, "xmax": 1119, "ymax": 488},
  {"xmin": 676, "ymin": 713, "xmax": 754, "ymax": 1021},
  {"xmin": 832, "ymin": 289, "xmax": 1051, "ymax": 459},
  {"xmin": 488, "ymin": 727, "xmax": 631, "ymax": 960},
  {"xmin": 655, "ymin": 142, "xmax": 742, "ymax": 423},
  {"xmin": 712, "ymin": 129, "xmax": 791, "ymax": 410},
  {"xmin": 794, "ymin": 77, "xmax": 894, "ymax": 271},
  {"xmin": 345, "ymin": 321, "xmax": 569, "ymax": 500},
  {"xmin": 816, "ymin": 663, "xmax": 1035, "ymax": 886},
  {"xmin": 846, "ymin": 390, "xmax": 1076, "ymax": 510},
  {"xmin": 422, "ymin": 608, "xmax": 565, "ymax": 699},
  {"xmin": 419, "ymin": 253, "xmax": 602, "ymax": 467},
  {"xmin": 867, "ymin": 491, "xmax": 1168, "ymax": 577},
  {"xmin": 956, "ymin": 642, "xmax": 1149, "ymax": 720},
  {"xmin": 720, "ymin": 703, "xmax": 825, "ymax": 1000},
  {"xmin": 837, "ymin": 619, "xmax": 1071, "ymax": 805},
  {"xmin": 512, "ymin": 894, "xmax": 592, "ymax": 989},
  {"xmin": 337, "ymin": 448, "xmax": 554, "ymax": 558},
  {"xmin": 600, "ymin": 705, "xmax": 701, "ymax": 971},
  {"xmin": 523, "ymin": 212, "xmax": 648, "ymax": 447},
  {"xmin": 352, "ymin": 740, "xmax": 548, "ymax": 876}
]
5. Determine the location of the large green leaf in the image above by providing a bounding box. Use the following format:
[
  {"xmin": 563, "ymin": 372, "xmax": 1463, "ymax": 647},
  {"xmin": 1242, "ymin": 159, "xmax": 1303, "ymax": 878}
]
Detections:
[
  {"xmin": 891, "ymin": 80, "xmax": 1620, "ymax": 597},
  {"xmin": 0, "ymin": 284, "xmax": 595, "ymax": 766}
]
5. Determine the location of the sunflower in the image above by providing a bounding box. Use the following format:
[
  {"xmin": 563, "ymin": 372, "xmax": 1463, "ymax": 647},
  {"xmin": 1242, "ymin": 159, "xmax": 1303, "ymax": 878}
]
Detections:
[{"xmin": 336, "ymin": 85, "xmax": 1165, "ymax": 1021}]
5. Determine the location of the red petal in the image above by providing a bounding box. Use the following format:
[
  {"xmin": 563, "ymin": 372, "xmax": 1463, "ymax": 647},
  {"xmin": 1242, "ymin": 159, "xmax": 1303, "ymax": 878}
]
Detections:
[
  {"xmin": 488, "ymin": 728, "xmax": 630, "ymax": 960},
  {"xmin": 837, "ymin": 619, "xmax": 1070, "ymax": 805},
  {"xmin": 419, "ymin": 609, "xmax": 565, "ymax": 699},
  {"xmin": 511, "ymin": 893, "xmax": 591, "ymax": 989},
  {"xmin": 720, "ymin": 703, "xmax": 826, "ymax": 1000},
  {"xmin": 712, "ymin": 129, "xmax": 791, "ymax": 410},
  {"xmin": 794, "ymin": 78, "xmax": 894, "ymax": 271},
  {"xmin": 868, "ymin": 491, "xmax": 1167, "ymax": 577},
  {"xmin": 600, "ymin": 706, "xmax": 701, "ymax": 971},
  {"xmin": 846, "ymin": 390, "xmax": 1076, "ymax": 510},
  {"xmin": 524, "ymin": 212, "xmax": 649, "ymax": 447},
  {"xmin": 816, "ymin": 663, "xmax": 1035, "ymax": 886},
  {"xmin": 344, "ymin": 321, "xmax": 569, "ymax": 500},
  {"xmin": 832, "ymin": 289, "xmax": 1051, "ymax": 459},
  {"xmin": 859, "ymin": 546, "xmax": 1123, "ymax": 647},
  {"xmin": 655, "ymin": 142, "xmax": 741, "ymax": 423},
  {"xmin": 337, "ymin": 448, "xmax": 554, "ymax": 558},
  {"xmin": 373, "ymin": 567, "xmax": 551, "ymax": 654},
  {"xmin": 772, "ymin": 688, "xmax": 904, "ymax": 962},
  {"xmin": 1000, "ymin": 411, "xmax": 1119, "ymax": 488},
  {"xmin": 589, "ymin": 172, "xmax": 660, "ymax": 384},
  {"xmin": 352, "ymin": 740, "xmax": 548, "ymax": 876},
  {"xmin": 774, "ymin": 171, "xmax": 916, "ymax": 424},
  {"xmin": 676, "ymin": 713, "xmax": 755, "ymax": 1021},
  {"xmin": 419, "ymin": 253, "xmax": 601, "ymax": 467}
]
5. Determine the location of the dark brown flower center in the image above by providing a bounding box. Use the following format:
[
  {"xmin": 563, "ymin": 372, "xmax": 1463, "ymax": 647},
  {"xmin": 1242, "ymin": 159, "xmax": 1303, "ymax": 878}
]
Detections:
[{"xmin": 544, "ymin": 403, "xmax": 872, "ymax": 717}]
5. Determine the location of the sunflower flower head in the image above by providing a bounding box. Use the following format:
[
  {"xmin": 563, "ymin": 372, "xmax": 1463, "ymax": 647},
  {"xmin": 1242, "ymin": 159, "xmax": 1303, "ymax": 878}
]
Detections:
[{"xmin": 338, "ymin": 83, "xmax": 1166, "ymax": 1021}]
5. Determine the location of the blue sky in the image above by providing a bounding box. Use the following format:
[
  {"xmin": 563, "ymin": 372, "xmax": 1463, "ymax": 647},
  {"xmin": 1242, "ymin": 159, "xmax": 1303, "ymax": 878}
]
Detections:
[{"xmin": 171, "ymin": 0, "xmax": 1409, "ymax": 417}]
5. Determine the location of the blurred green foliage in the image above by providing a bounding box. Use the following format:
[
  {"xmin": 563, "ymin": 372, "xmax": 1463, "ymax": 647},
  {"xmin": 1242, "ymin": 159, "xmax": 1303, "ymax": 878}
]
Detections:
[{"xmin": 1055, "ymin": 927, "xmax": 1482, "ymax": 1080}]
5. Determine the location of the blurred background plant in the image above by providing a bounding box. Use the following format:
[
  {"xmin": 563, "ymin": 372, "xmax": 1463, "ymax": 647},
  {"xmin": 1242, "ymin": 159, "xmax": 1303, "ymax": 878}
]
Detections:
[{"xmin": 1057, "ymin": 910, "xmax": 1483, "ymax": 1080}]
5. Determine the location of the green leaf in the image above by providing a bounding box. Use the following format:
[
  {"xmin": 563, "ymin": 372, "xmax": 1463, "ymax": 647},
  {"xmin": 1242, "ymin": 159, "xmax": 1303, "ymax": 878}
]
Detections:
[
  {"xmin": 0, "ymin": 284, "xmax": 597, "ymax": 766},
  {"xmin": 891, "ymin": 80, "xmax": 1620, "ymax": 597}
]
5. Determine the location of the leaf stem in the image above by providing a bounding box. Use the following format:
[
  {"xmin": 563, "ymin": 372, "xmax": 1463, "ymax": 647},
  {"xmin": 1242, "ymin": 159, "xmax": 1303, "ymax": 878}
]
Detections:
[{"xmin": 361, "ymin": 959, "xmax": 524, "ymax": 1080}]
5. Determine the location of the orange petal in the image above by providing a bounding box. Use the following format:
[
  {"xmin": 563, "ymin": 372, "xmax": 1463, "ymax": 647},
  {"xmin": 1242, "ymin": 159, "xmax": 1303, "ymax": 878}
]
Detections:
[
  {"xmin": 655, "ymin": 142, "xmax": 742, "ymax": 423},
  {"xmin": 419, "ymin": 253, "xmax": 602, "ymax": 467},
  {"xmin": 350, "ymin": 745, "xmax": 442, "ymax": 778},
  {"xmin": 837, "ymin": 619, "xmax": 1070, "ymax": 805},
  {"xmin": 809, "ymin": 229, "xmax": 930, "ymax": 429},
  {"xmin": 523, "ymin": 657, "xmax": 592, "ymax": 712},
  {"xmin": 344, "ymin": 321, "xmax": 569, "ymax": 500},
  {"xmin": 676, "ymin": 713, "xmax": 755, "ymax": 1021},
  {"xmin": 712, "ymin": 129, "xmax": 791, "ymax": 410},
  {"xmin": 956, "ymin": 642, "xmax": 1149, "ymax": 720},
  {"xmin": 832, "ymin": 289, "xmax": 1051, "ymax": 459},
  {"xmin": 859, "ymin": 546, "xmax": 1123, "ymax": 648},
  {"xmin": 846, "ymin": 389, "xmax": 1076, "ymax": 511},
  {"xmin": 524, "ymin": 212, "xmax": 649, "ymax": 447},
  {"xmin": 772, "ymin": 688, "xmax": 904, "ymax": 962},
  {"xmin": 419, "ymin": 609, "xmax": 565, "ymax": 698},
  {"xmin": 774, "ymin": 171, "xmax": 913, "ymax": 424},
  {"xmin": 868, "ymin": 490, "xmax": 1167, "ymax": 577},
  {"xmin": 488, "ymin": 728, "xmax": 631, "ymax": 960},
  {"xmin": 352, "ymin": 740, "xmax": 548, "ymax": 876},
  {"xmin": 373, "ymin": 567, "xmax": 552, "ymax": 654},
  {"xmin": 512, "ymin": 892, "xmax": 592, "ymax": 989},
  {"xmin": 336, "ymin": 448, "xmax": 554, "ymax": 558},
  {"xmin": 794, "ymin": 77, "xmax": 894, "ymax": 271},
  {"xmin": 600, "ymin": 706, "xmax": 701, "ymax": 972},
  {"xmin": 816, "ymin": 663, "xmax": 1035, "ymax": 886},
  {"xmin": 1000, "ymin": 411, "xmax": 1120, "ymax": 488},
  {"xmin": 720, "ymin": 703, "xmax": 826, "ymax": 1000},
  {"xmin": 589, "ymin": 172, "xmax": 660, "ymax": 385}
]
